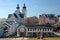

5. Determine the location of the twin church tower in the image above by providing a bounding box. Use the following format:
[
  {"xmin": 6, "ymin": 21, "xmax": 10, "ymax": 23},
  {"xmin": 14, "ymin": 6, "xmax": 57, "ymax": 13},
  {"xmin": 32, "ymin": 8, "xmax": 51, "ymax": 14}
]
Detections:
[
  {"xmin": 7, "ymin": 3, "xmax": 27, "ymax": 23},
  {"xmin": 16, "ymin": 3, "xmax": 27, "ymax": 19}
]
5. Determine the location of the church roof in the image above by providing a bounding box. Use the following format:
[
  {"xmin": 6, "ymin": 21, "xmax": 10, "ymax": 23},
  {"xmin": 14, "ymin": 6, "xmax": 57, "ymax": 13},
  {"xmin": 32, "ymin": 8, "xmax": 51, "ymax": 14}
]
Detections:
[
  {"xmin": 18, "ymin": 23, "xmax": 52, "ymax": 28},
  {"xmin": 8, "ymin": 14, "xmax": 12, "ymax": 18},
  {"xmin": 25, "ymin": 24, "xmax": 52, "ymax": 28}
]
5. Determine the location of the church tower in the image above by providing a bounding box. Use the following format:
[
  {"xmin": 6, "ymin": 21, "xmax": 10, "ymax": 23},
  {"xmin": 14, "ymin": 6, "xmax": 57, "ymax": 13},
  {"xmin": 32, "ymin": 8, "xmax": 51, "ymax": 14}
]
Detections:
[
  {"xmin": 16, "ymin": 4, "xmax": 20, "ymax": 12},
  {"xmin": 16, "ymin": 4, "xmax": 20, "ymax": 9},
  {"xmin": 22, "ymin": 3, "xmax": 27, "ymax": 20}
]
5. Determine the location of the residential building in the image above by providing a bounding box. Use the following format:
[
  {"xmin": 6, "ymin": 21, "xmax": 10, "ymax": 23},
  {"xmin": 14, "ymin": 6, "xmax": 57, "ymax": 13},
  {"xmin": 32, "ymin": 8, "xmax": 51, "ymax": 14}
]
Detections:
[{"xmin": 39, "ymin": 14, "xmax": 57, "ymax": 24}]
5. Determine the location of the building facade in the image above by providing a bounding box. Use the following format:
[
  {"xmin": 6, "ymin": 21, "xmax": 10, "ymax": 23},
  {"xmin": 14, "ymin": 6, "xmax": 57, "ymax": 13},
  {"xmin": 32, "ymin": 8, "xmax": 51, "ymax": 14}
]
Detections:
[
  {"xmin": 17, "ymin": 24, "xmax": 53, "ymax": 37},
  {"xmin": 39, "ymin": 14, "xmax": 57, "ymax": 24}
]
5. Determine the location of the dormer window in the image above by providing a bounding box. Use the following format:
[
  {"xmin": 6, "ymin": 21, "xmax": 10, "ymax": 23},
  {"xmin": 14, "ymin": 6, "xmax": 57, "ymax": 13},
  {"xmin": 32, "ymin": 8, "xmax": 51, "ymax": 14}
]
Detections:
[
  {"xmin": 19, "ymin": 14, "xmax": 24, "ymax": 18},
  {"xmin": 14, "ymin": 13, "xmax": 18, "ymax": 18}
]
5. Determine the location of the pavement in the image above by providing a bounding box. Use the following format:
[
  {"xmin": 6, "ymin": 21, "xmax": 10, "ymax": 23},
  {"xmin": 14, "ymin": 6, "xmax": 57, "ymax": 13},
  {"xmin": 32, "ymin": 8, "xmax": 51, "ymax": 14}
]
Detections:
[
  {"xmin": 0, "ymin": 38, "xmax": 60, "ymax": 40},
  {"xmin": 0, "ymin": 38, "xmax": 28, "ymax": 40}
]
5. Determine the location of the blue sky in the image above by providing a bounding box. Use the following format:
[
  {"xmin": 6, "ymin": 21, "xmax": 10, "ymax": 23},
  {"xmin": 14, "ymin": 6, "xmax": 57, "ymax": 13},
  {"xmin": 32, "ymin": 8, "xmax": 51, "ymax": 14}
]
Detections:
[{"xmin": 0, "ymin": 0, "xmax": 60, "ymax": 18}]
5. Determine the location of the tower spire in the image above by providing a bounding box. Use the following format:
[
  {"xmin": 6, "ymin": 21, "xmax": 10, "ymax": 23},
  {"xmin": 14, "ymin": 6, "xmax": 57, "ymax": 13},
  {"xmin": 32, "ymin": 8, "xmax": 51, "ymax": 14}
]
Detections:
[
  {"xmin": 23, "ymin": 3, "xmax": 26, "ymax": 8},
  {"xmin": 16, "ymin": 4, "xmax": 20, "ymax": 9},
  {"xmin": 22, "ymin": 3, "xmax": 27, "ymax": 20}
]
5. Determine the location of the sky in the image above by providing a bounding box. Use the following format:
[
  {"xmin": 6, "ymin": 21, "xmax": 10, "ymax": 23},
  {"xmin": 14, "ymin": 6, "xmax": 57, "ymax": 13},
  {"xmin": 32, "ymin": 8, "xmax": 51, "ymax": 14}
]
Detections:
[{"xmin": 0, "ymin": 0, "xmax": 60, "ymax": 18}]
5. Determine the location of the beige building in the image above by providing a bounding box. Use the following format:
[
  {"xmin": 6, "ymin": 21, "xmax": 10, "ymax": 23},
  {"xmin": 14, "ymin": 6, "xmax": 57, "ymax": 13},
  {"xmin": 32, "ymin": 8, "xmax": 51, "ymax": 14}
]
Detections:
[{"xmin": 17, "ymin": 24, "xmax": 53, "ymax": 37}]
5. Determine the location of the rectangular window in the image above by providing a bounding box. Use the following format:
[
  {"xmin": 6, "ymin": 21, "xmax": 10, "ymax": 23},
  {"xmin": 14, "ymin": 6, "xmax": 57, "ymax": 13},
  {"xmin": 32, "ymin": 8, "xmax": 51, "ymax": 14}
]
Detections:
[
  {"xmin": 38, "ymin": 28, "xmax": 39, "ymax": 31},
  {"xmin": 43, "ymin": 28, "xmax": 44, "ymax": 31},
  {"xmin": 45, "ymin": 28, "xmax": 46, "ymax": 31},
  {"xmin": 33, "ymin": 28, "xmax": 34, "ymax": 31},
  {"xmin": 28, "ymin": 28, "xmax": 29, "ymax": 31},
  {"xmin": 35, "ymin": 28, "xmax": 36, "ymax": 31},
  {"xmin": 40, "ymin": 28, "xmax": 41, "ymax": 31},
  {"xmin": 50, "ymin": 29, "xmax": 51, "ymax": 31},
  {"xmin": 48, "ymin": 29, "xmax": 49, "ymax": 31},
  {"xmin": 30, "ymin": 29, "xmax": 32, "ymax": 31}
]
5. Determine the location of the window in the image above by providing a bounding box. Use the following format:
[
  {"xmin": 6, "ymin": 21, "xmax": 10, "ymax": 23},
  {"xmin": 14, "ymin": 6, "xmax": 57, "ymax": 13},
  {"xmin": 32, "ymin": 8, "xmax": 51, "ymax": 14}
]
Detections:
[
  {"xmin": 46, "ymin": 29, "xmax": 48, "ymax": 31},
  {"xmin": 35, "ymin": 28, "xmax": 36, "ymax": 31},
  {"xmin": 45, "ymin": 28, "xmax": 46, "ymax": 31},
  {"xmin": 30, "ymin": 29, "xmax": 32, "ymax": 31},
  {"xmin": 49, "ymin": 29, "xmax": 51, "ymax": 31},
  {"xmin": 50, "ymin": 29, "xmax": 51, "ymax": 31},
  {"xmin": 38, "ymin": 28, "xmax": 39, "ymax": 31},
  {"xmin": 40, "ymin": 28, "xmax": 41, "ymax": 31},
  {"xmin": 19, "ymin": 14, "xmax": 24, "ymax": 18},
  {"xmin": 33, "ymin": 28, "xmax": 34, "ymax": 31},
  {"xmin": 43, "ymin": 28, "xmax": 44, "ymax": 31},
  {"xmin": 14, "ymin": 14, "xmax": 18, "ymax": 18},
  {"xmin": 48, "ymin": 29, "xmax": 49, "ymax": 31},
  {"xmin": 28, "ymin": 28, "xmax": 29, "ymax": 31}
]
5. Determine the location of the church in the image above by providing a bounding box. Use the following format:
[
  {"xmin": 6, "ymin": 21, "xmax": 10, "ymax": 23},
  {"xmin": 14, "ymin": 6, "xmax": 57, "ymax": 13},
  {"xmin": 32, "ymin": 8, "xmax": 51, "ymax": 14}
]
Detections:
[
  {"xmin": 1, "ymin": 4, "xmax": 53, "ymax": 38},
  {"xmin": 7, "ymin": 3, "xmax": 26, "ymax": 23}
]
